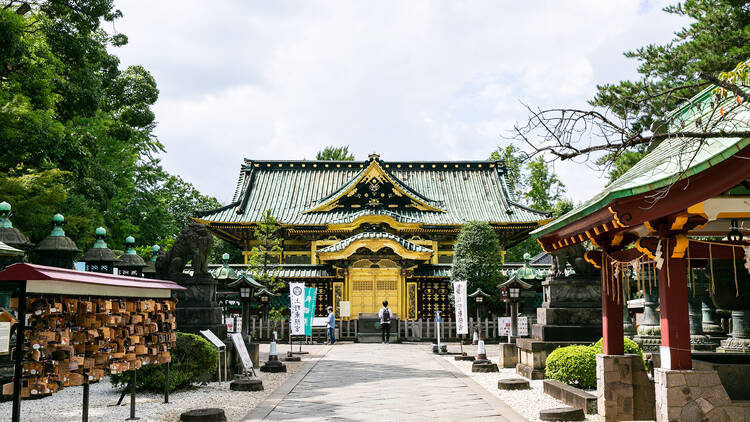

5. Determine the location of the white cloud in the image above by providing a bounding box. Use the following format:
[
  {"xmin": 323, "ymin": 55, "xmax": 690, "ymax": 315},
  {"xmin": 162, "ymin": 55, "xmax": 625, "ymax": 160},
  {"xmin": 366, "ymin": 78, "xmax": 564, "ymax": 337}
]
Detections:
[{"xmin": 112, "ymin": 0, "xmax": 689, "ymax": 204}]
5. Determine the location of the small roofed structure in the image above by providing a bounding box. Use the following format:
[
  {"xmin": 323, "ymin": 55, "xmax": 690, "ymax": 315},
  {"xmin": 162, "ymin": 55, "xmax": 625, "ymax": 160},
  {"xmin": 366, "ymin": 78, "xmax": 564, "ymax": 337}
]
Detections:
[
  {"xmin": 115, "ymin": 236, "xmax": 148, "ymax": 277},
  {"xmin": 0, "ymin": 202, "xmax": 28, "ymax": 269},
  {"xmin": 211, "ymin": 253, "xmax": 241, "ymax": 280},
  {"xmin": 34, "ymin": 214, "xmax": 79, "ymax": 269},
  {"xmin": 142, "ymin": 245, "xmax": 161, "ymax": 279},
  {"xmin": 81, "ymin": 227, "xmax": 120, "ymax": 274}
]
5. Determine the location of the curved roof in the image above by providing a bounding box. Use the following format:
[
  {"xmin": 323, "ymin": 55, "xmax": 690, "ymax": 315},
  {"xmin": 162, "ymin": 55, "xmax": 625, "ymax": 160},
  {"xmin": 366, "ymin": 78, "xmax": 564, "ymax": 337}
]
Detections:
[{"xmin": 317, "ymin": 231, "xmax": 432, "ymax": 254}]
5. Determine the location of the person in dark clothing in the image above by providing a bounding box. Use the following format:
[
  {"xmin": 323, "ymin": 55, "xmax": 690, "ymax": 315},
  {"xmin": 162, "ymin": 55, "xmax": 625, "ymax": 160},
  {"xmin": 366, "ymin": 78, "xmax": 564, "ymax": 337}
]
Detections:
[{"xmin": 378, "ymin": 300, "xmax": 392, "ymax": 344}]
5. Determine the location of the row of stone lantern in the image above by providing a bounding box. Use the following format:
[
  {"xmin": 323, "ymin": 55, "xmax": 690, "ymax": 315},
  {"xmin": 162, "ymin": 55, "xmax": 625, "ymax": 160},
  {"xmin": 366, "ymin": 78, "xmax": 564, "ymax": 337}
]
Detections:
[{"xmin": 0, "ymin": 201, "xmax": 161, "ymax": 278}]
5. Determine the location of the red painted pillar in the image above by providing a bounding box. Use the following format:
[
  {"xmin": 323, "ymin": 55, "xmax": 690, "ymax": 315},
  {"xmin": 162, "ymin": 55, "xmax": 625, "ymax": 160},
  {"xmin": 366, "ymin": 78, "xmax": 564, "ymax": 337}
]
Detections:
[
  {"xmin": 658, "ymin": 238, "xmax": 691, "ymax": 369},
  {"xmin": 602, "ymin": 254, "xmax": 624, "ymax": 355}
]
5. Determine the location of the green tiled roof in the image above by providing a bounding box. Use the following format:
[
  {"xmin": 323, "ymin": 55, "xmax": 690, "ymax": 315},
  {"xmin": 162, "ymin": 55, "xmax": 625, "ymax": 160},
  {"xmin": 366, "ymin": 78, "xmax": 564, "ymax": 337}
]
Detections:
[
  {"xmin": 200, "ymin": 264, "xmax": 336, "ymax": 278},
  {"xmin": 533, "ymin": 86, "xmax": 750, "ymax": 238},
  {"xmin": 317, "ymin": 232, "xmax": 432, "ymax": 254},
  {"xmin": 412, "ymin": 264, "xmax": 452, "ymax": 278},
  {"xmin": 195, "ymin": 158, "xmax": 550, "ymax": 226}
]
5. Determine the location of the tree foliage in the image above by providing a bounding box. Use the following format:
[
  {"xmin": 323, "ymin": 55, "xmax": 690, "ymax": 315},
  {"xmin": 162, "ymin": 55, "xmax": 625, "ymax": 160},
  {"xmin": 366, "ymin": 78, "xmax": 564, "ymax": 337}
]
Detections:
[
  {"xmin": 0, "ymin": 1, "xmax": 219, "ymax": 251},
  {"xmin": 247, "ymin": 209, "xmax": 284, "ymax": 295},
  {"xmin": 452, "ymin": 221, "xmax": 504, "ymax": 313},
  {"xmin": 316, "ymin": 146, "xmax": 355, "ymax": 161},
  {"xmin": 490, "ymin": 145, "xmax": 525, "ymax": 200},
  {"xmin": 509, "ymin": 1, "xmax": 750, "ymax": 181}
]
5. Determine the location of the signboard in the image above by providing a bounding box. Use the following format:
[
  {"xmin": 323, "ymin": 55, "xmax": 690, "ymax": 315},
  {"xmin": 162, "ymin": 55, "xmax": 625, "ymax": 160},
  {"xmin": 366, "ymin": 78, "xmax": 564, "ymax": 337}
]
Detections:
[
  {"xmin": 453, "ymin": 281, "xmax": 468, "ymax": 334},
  {"xmin": 339, "ymin": 301, "xmax": 351, "ymax": 318},
  {"xmin": 200, "ymin": 329, "xmax": 226, "ymax": 349},
  {"xmin": 312, "ymin": 317, "xmax": 328, "ymax": 327},
  {"xmin": 0, "ymin": 322, "xmax": 10, "ymax": 355},
  {"xmin": 304, "ymin": 287, "xmax": 317, "ymax": 336},
  {"xmin": 498, "ymin": 317, "xmax": 528, "ymax": 336},
  {"xmin": 289, "ymin": 282, "xmax": 305, "ymax": 335},
  {"xmin": 230, "ymin": 332, "xmax": 253, "ymax": 371}
]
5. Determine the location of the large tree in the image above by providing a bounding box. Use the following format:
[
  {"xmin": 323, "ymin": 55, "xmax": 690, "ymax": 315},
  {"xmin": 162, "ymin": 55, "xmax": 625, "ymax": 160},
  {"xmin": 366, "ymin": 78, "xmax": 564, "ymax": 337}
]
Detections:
[
  {"xmin": 0, "ymin": 1, "xmax": 219, "ymax": 250},
  {"xmin": 509, "ymin": 1, "xmax": 750, "ymax": 181},
  {"xmin": 452, "ymin": 221, "xmax": 504, "ymax": 313},
  {"xmin": 316, "ymin": 146, "xmax": 355, "ymax": 161}
]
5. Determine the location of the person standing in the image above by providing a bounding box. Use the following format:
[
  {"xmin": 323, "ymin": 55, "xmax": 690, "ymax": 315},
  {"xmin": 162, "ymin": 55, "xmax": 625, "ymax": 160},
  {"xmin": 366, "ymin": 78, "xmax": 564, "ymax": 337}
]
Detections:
[
  {"xmin": 326, "ymin": 306, "xmax": 336, "ymax": 345},
  {"xmin": 378, "ymin": 300, "xmax": 392, "ymax": 344}
]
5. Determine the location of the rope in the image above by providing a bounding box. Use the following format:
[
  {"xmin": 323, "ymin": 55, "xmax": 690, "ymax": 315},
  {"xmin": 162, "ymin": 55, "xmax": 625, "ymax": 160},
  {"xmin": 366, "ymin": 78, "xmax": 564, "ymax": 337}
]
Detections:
[
  {"xmin": 687, "ymin": 245, "xmax": 694, "ymax": 298},
  {"xmin": 732, "ymin": 246, "xmax": 739, "ymax": 297},
  {"xmin": 709, "ymin": 243, "xmax": 715, "ymax": 296},
  {"xmin": 666, "ymin": 241, "xmax": 671, "ymax": 288}
]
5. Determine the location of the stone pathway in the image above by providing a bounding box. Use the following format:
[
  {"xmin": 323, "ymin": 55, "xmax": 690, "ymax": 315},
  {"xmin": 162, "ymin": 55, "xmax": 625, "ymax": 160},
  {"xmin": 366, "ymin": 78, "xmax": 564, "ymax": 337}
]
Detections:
[{"xmin": 245, "ymin": 343, "xmax": 524, "ymax": 422}]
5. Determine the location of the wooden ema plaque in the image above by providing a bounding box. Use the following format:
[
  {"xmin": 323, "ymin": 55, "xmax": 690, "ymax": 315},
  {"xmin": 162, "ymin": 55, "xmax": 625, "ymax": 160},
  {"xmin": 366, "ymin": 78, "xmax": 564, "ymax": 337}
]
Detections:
[{"xmin": 3, "ymin": 297, "xmax": 177, "ymax": 398}]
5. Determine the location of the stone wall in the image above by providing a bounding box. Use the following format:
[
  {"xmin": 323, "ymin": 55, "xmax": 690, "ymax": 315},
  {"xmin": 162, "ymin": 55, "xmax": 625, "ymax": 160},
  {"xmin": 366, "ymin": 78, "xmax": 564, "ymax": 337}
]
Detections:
[
  {"xmin": 596, "ymin": 354, "xmax": 655, "ymax": 422},
  {"xmin": 654, "ymin": 368, "xmax": 750, "ymax": 421}
]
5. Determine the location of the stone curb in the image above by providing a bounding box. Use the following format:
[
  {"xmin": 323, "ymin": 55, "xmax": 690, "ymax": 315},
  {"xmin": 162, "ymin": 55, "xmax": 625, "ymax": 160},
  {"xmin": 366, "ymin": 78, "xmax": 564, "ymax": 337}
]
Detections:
[
  {"xmin": 432, "ymin": 350, "xmax": 529, "ymax": 422},
  {"xmin": 241, "ymin": 345, "xmax": 333, "ymax": 421}
]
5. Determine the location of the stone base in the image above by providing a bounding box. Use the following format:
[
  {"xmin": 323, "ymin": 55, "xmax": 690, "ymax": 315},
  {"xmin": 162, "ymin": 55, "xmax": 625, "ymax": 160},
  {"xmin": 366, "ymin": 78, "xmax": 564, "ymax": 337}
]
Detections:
[
  {"xmin": 516, "ymin": 363, "xmax": 545, "ymax": 380},
  {"xmin": 472, "ymin": 360, "xmax": 499, "ymax": 373},
  {"xmin": 260, "ymin": 360, "xmax": 287, "ymax": 373},
  {"xmin": 690, "ymin": 335, "xmax": 719, "ymax": 352},
  {"xmin": 179, "ymin": 408, "xmax": 227, "ymax": 422},
  {"xmin": 498, "ymin": 378, "xmax": 530, "ymax": 390},
  {"xmin": 432, "ymin": 344, "xmax": 447, "ymax": 354},
  {"xmin": 539, "ymin": 407, "xmax": 585, "ymax": 421},
  {"xmin": 596, "ymin": 354, "xmax": 655, "ymax": 422},
  {"xmin": 498, "ymin": 343, "xmax": 518, "ymax": 368},
  {"xmin": 537, "ymin": 307, "xmax": 602, "ymax": 326},
  {"xmin": 531, "ymin": 324, "xmax": 602, "ymax": 342},
  {"xmin": 230, "ymin": 378, "xmax": 264, "ymax": 391},
  {"xmin": 455, "ymin": 355, "xmax": 475, "ymax": 361},
  {"xmin": 717, "ymin": 337, "xmax": 750, "ymax": 353},
  {"xmin": 654, "ymin": 368, "xmax": 750, "ymax": 422},
  {"xmin": 543, "ymin": 379, "xmax": 596, "ymax": 414},
  {"xmin": 633, "ymin": 334, "xmax": 661, "ymax": 354},
  {"xmin": 282, "ymin": 355, "xmax": 301, "ymax": 362}
]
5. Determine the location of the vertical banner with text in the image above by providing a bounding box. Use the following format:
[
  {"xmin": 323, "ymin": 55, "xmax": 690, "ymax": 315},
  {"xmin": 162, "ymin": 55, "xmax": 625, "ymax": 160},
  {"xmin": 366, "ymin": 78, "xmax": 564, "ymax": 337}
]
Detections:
[
  {"xmin": 453, "ymin": 280, "xmax": 468, "ymax": 334},
  {"xmin": 289, "ymin": 282, "xmax": 305, "ymax": 336},
  {"xmin": 304, "ymin": 287, "xmax": 317, "ymax": 336}
]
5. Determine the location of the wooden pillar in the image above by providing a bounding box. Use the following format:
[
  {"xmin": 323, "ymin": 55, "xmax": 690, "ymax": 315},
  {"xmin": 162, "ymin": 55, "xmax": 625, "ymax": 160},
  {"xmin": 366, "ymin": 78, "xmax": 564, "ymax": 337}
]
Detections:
[
  {"xmin": 658, "ymin": 238, "xmax": 691, "ymax": 370},
  {"xmin": 602, "ymin": 254, "xmax": 624, "ymax": 355}
]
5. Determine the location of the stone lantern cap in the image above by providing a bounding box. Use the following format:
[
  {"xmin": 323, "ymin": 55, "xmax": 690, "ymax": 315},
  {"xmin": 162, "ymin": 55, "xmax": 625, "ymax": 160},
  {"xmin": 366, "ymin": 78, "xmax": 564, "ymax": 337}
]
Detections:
[
  {"xmin": 116, "ymin": 236, "xmax": 147, "ymax": 270},
  {"xmin": 210, "ymin": 253, "xmax": 240, "ymax": 280},
  {"xmin": 226, "ymin": 273, "xmax": 265, "ymax": 290},
  {"xmin": 35, "ymin": 214, "xmax": 79, "ymax": 253},
  {"xmin": 498, "ymin": 274, "xmax": 534, "ymax": 290},
  {"xmin": 467, "ymin": 288, "xmax": 492, "ymax": 298},
  {"xmin": 0, "ymin": 201, "xmax": 29, "ymax": 248},
  {"xmin": 82, "ymin": 227, "xmax": 120, "ymax": 264}
]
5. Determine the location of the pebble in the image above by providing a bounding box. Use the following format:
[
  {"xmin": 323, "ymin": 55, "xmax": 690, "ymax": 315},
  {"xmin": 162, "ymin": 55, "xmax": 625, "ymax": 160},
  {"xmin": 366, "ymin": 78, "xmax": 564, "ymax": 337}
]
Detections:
[
  {"xmin": 0, "ymin": 343, "xmax": 326, "ymax": 422},
  {"xmin": 441, "ymin": 344, "xmax": 597, "ymax": 422}
]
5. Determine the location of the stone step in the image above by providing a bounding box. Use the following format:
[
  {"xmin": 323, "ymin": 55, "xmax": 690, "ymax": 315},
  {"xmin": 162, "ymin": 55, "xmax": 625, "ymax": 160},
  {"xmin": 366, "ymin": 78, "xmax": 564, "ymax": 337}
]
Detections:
[
  {"xmin": 497, "ymin": 378, "xmax": 530, "ymax": 390},
  {"xmin": 543, "ymin": 379, "xmax": 596, "ymax": 414},
  {"xmin": 539, "ymin": 406, "xmax": 585, "ymax": 421}
]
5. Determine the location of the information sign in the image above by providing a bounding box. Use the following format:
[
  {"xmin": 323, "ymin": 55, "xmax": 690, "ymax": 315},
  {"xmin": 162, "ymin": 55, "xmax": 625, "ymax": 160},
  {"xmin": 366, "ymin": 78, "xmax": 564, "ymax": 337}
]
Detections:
[
  {"xmin": 289, "ymin": 282, "xmax": 305, "ymax": 335},
  {"xmin": 312, "ymin": 317, "xmax": 328, "ymax": 327},
  {"xmin": 339, "ymin": 301, "xmax": 351, "ymax": 317},
  {"xmin": 0, "ymin": 322, "xmax": 10, "ymax": 355},
  {"xmin": 230, "ymin": 332, "xmax": 253, "ymax": 371},
  {"xmin": 498, "ymin": 317, "xmax": 528, "ymax": 336},
  {"xmin": 200, "ymin": 329, "xmax": 225, "ymax": 349}
]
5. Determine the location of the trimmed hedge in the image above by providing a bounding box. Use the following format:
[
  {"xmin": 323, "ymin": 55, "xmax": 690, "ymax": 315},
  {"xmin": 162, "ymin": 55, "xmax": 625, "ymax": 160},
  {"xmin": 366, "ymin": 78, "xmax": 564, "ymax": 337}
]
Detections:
[
  {"xmin": 545, "ymin": 337, "xmax": 645, "ymax": 389},
  {"xmin": 545, "ymin": 345, "xmax": 598, "ymax": 389},
  {"xmin": 110, "ymin": 332, "xmax": 218, "ymax": 393}
]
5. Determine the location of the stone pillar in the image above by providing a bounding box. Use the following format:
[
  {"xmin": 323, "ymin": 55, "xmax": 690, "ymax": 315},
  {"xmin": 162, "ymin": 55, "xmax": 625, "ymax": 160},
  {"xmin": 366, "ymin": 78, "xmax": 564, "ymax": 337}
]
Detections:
[
  {"xmin": 596, "ymin": 354, "xmax": 655, "ymax": 422},
  {"xmin": 718, "ymin": 310, "xmax": 750, "ymax": 352},
  {"xmin": 657, "ymin": 241, "xmax": 691, "ymax": 370},
  {"xmin": 602, "ymin": 255, "xmax": 623, "ymax": 355}
]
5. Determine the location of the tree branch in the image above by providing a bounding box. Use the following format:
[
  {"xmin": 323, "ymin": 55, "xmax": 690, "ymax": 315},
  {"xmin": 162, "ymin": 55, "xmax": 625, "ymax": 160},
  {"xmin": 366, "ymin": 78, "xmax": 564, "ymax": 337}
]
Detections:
[{"xmin": 699, "ymin": 71, "xmax": 750, "ymax": 103}]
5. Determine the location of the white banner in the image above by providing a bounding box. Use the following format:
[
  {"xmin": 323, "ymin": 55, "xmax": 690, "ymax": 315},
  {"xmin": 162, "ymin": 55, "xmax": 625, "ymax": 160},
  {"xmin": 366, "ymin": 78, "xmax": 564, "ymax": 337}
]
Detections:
[
  {"xmin": 453, "ymin": 280, "xmax": 469, "ymax": 334},
  {"xmin": 289, "ymin": 282, "xmax": 305, "ymax": 336}
]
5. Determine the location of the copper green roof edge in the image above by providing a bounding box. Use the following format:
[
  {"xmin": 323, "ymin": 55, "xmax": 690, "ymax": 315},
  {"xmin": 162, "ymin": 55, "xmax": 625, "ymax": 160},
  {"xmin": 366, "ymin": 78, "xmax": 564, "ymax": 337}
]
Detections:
[
  {"xmin": 532, "ymin": 136, "xmax": 750, "ymax": 238},
  {"xmin": 300, "ymin": 167, "xmax": 365, "ymax": 213},
  {"xmin": 317, "ymin": 231, "xmax": 433, "ymax": 253}
]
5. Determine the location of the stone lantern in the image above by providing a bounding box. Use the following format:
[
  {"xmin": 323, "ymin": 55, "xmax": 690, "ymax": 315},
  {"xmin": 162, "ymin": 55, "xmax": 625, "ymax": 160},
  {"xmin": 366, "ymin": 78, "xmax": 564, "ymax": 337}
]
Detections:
[
  {"xmin": 142, "ymin": 245, "xmax": 160, "ymax": 279},
  {"xmin": 34, "ymin": 214, "xmax": 79, "ymax": 269},
  {"xmin": 0, "ymin": 201, "xmax": 28, "ymax": 269},
  {"xmin": 255, "ymin": 288, "xmax": 274, "ymax": 320},
  {"xmin": 226, "ymin": 273, "xmax": 264, "ymax": 340},
  {"xmin": 498, "ymin": 275, "xmax": 532, "ymax": 340},
  {"xmin": 81, "ymin": 227, "xmax": 120, "ymax": 274},
  {"xmin": 115, "ymin": 236, "xmax": 147, "ymax": 277}
]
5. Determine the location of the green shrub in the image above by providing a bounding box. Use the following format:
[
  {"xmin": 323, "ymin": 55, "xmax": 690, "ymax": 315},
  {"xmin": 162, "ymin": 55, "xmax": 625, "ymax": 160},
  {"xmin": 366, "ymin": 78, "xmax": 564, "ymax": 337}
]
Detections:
[
  {"xmin": 110, "ymin": 332, "xmax": 218, "ymax": 393},
  {"xmin": 590, "ymin": 337, "xmax": 646, "ymax": 368},
  {"xmin": 545, "ymin": 345, "xmax": 597, "ymax": 389}
]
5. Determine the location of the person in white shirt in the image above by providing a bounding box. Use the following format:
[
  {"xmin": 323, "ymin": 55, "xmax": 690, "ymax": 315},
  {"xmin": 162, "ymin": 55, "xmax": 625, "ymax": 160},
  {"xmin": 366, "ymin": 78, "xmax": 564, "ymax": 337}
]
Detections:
[{"xmin": 378, "ymin": 300, "xmax": 392, "ymax": 344}]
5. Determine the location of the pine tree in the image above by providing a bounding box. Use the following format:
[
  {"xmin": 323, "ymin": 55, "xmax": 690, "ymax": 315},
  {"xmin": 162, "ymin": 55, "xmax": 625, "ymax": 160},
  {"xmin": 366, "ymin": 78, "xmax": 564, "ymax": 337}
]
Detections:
[{"xmin": 247, "ymin": 209, "xmax": 284, "ymax": 294}]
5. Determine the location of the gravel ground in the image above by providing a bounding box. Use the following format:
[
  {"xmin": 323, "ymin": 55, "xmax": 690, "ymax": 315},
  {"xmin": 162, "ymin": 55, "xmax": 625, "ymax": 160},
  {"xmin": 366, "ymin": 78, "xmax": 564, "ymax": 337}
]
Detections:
[
  {"xmin": 0, "ymin": 343, "xmax": 327, "ymax": 422},
  {"xmin": 440, "ymin": 343, "xmax": 597, "ymax": 422}
]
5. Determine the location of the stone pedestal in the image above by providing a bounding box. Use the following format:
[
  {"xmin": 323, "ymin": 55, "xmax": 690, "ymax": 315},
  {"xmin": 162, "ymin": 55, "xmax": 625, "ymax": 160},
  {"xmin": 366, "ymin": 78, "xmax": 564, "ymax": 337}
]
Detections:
[
  {"xmin": 718, "ymin": 310, "xmax": 750, "ymax": 352},
  {"xmin": 498, "ymin": 343, "xmax": 517, "ymax": 368},
  {"xmin": 653, "ymin": 368, "xmax": 747, "ymax": 422},
  {"xmin": 471, "ymin": 359, "xmax": 499, "ymax": 372},
  {"xmin": 230, "ymin": 375, "xmax": 263, "ymax": 391},
  {"xmin": 260, "ymin": 357, "xmax": 287, "ymax": 373},
  {"xmin": 172, "ymin": 274, "xmax": 226, "ymax": 338},
  {"xmin": 516, "ymin": 274, "xmax": 601, "ymax": 379},
  {"xmin": 596, "ymin": 354, "xmax": 654, "ymax": 422},
  {"xmin": 634, "ymin": 289, "xmax": 661, "ymax": 353}
]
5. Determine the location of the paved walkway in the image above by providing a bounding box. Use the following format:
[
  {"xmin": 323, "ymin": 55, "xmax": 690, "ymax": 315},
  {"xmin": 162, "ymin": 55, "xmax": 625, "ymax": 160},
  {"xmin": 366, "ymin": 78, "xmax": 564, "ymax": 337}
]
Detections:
[{"xmin": 246, "ymin": 343, "xmax": 522, "ymax": 422}]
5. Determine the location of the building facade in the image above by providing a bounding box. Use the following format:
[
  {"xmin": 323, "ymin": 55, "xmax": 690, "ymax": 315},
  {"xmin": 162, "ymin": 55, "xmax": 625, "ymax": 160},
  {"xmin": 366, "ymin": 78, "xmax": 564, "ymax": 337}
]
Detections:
[{"xmin": 194, "ymin": 154, "xmax": 550, "ymax": 319}]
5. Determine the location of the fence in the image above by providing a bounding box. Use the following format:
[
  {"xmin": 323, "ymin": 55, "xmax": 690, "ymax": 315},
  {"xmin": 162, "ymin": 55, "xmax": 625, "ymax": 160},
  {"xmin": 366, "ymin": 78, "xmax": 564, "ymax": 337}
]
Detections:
[{"xmin": 230, "ymin": 316, "xmax": 510, "ymax": 342}]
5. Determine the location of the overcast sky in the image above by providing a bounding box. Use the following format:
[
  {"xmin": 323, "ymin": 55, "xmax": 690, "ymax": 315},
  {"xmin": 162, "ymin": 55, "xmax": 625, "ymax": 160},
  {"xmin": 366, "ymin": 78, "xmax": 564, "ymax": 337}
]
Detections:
[{"xmin": 111, "ymin": 1, "xmax": 688, "ymax": 205}]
